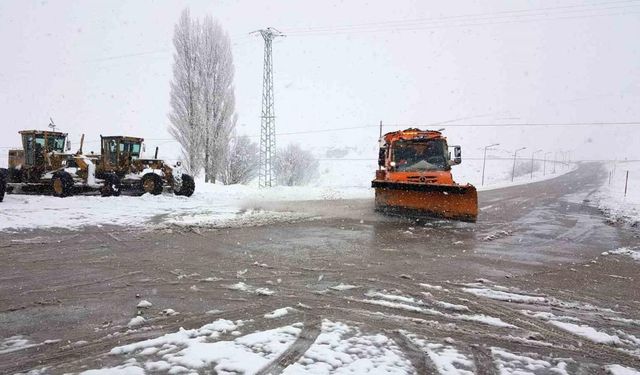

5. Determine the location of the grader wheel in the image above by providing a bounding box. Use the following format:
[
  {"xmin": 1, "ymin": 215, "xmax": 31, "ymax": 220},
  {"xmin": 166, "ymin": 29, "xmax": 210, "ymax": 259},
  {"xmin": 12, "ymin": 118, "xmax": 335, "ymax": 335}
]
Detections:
[
  {"xmin": 174, "ymin": 174, "xmax": 195, "ymax": 197},
  {"xmin": 141, "ymin": 173, "xmax": 163, "ymax": 195},
  {"xmin": 100, "ymin": 173, "xmax": 121, "ymax": 197},
  {"xmin": 51, "ymin": 171, "xmax": 74, "ymax": 198}
]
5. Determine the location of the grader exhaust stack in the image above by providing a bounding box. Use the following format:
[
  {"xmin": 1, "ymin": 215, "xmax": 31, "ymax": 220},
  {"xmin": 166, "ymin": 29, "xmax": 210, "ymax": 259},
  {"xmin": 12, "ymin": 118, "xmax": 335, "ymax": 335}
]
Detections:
[{"xmin": 372, "ymin": 128, "xmax": 478, "ymax": 222}]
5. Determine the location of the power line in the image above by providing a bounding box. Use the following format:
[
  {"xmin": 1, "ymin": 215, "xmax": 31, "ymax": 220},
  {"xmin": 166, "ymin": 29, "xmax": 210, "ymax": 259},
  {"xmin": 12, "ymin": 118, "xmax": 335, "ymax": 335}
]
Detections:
[
  {"xmin": 284, "ymin": 5, "xmax": 640, "ymax": 37},
  {"xmin": 285, "ymin": 0, "xmax": 640, "ymax": 34},
  {"xmin": 38, "ymin": 120, "xmax": 640, "ymax": 147}
]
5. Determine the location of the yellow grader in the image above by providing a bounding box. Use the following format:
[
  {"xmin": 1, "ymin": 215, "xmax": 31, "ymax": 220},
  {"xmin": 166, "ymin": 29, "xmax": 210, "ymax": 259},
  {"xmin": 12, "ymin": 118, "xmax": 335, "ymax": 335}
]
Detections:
[{"xmin": 2, "ymin": 130, "xmax": 194, "ymax": 198}]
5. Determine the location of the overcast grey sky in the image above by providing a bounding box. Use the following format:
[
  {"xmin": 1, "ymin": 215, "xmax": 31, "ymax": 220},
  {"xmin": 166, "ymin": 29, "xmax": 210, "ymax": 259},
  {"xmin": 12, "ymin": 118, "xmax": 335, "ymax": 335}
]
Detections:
[{"xmin": 1, "ymin": 0, "xmax": 639, "ymax": 165}]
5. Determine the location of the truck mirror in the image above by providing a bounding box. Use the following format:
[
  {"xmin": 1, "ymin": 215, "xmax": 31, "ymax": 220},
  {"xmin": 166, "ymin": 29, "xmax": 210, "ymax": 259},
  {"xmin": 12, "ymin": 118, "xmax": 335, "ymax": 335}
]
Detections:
[
  {"xmin": 66, "ymin": 140, "xmax": 71, "ymax": 151},
  {"xmin": 453, "ymin": 146, "xmax": 462, "ymax": 164}
]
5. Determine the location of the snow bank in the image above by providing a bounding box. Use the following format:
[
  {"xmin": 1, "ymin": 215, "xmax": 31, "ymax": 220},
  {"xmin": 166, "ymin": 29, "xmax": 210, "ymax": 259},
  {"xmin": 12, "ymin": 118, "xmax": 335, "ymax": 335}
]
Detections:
[
  {"xmin": 593, "ymin": 161, "xmax": 640, "ymax": 225},
  {"xmin": 0, "ymin": 190, "xmax": 309, "ymax": 231}
]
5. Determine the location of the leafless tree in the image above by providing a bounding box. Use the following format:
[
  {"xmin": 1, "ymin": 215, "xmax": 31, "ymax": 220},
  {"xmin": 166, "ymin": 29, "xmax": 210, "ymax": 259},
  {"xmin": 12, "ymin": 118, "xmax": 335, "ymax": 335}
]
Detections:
[
  {"xmin": 168, "ymin": 9, "xmax": 236, "ymax": 181},
  {"xmin": 220, "ymin": 135, "xmax": 259, "ymax": 185},
  {"xmin": 275, "ymin": 144, "xmax": 319, "ymax": 186},
  {"xmin": 199, "ymin": 16, "xmax": 236, "ymax": 183},
  {"xmin": 168, "ymin": 9, "xmax": 203, "ymax": 176}
]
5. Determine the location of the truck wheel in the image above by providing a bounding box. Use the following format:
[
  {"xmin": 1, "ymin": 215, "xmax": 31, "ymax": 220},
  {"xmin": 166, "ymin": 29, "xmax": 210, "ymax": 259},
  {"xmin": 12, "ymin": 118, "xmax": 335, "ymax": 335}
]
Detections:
[
  {"xmin": 101, "ymin": 174, "xmax": 121, "ymax": 197},
  {"xmin": 141, "ymin": 173, "xmax": 163, "ymax": 195},
  {"xmin": 174, "ymin": 174, "xmax": 195, "ymax": 197},
  {"xmin": 52, "ymin": 171, "xmax": 74, "ymax": 198}
]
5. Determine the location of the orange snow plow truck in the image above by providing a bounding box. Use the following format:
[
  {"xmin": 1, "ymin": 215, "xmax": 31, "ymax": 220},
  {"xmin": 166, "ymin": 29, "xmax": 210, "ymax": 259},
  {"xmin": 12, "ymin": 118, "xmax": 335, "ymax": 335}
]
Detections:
[{"xmin": 372, "ymin": 128, "xmax": 478, "ymax": 222}]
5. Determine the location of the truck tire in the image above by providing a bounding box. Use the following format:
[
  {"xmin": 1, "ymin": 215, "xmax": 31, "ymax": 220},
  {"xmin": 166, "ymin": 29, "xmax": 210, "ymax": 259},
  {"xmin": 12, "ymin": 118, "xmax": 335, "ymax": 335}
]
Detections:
[
  {"xmin": 141, "ymin": 173, "xmax": 163, "ymax": 195},
  {"xmin": 174, "ymin": 174, "xmax": 195, "ymax": 197},
  {"xmin": 52, "ymin": 171, "xmax": 74, "ymax": 198},
  {"xmin": 0, "ymin": 169, "xmax": 6, "ymax": 202},
  {"xmin": 101, "ymin": 173, "xmax": 121, "ymax": 197}
]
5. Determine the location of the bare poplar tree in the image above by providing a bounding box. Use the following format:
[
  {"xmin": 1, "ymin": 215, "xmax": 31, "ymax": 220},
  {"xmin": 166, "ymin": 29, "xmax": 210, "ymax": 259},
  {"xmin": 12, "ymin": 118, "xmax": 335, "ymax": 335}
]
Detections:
[
  {"xmin": 199, "ymin": 16, "xmax": 236, "ymax": 183},
  {"xmin": 220, "ymin": 135, "xmax": 260, "ymax": 185},
  {"xmin": 168, "ymin": 10, "xmax": 236, "ymax": 181},
  {"xmin": 275, "ymin": 144, "xmax": 319, "ymax": 186},
  {"xmin": 168, "ymin": 9, "xmax": 203, "ymax": 176}
]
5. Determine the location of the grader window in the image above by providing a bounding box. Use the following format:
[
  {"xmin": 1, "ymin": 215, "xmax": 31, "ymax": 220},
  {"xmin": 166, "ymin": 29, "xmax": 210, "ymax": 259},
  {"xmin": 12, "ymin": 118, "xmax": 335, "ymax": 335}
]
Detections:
[
  {"xmin": 119, "ymin": 142, "xmax": 141, "ymax": 159},
  {"xmin": 104, "ymin": 139, "xmax": 118, "ymax": 165},
  {"xmin": 32, "ymin": 135, "xmax": 65, "ymax": 152}
]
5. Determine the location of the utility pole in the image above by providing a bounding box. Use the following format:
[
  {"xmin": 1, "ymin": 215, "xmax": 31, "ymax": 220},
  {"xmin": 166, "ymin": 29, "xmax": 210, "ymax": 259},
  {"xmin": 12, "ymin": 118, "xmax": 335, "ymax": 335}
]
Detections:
[
  {"xmin": 252, "ymin": 27, "xmax": 284, "ymax": 188},
  {"xmin": 481, "ymin": 143, "xmax": 499, "ymax": 186},
  {"xmin": 530, "ymin": 149, "xmax": 542, "ymax": 179},
  {"xmin": 543, "ymin": 152, "xmax": 552, "ymax": 176},
  {"xmin": 512, "ymin": 147, "xmax": 527, "ymax": 182}
]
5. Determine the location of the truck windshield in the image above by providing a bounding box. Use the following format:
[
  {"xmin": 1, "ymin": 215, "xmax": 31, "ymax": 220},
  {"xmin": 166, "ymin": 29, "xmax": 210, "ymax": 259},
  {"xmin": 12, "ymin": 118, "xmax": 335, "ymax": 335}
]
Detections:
[{"xmin": 392, "ymin": 139, "xmax": 448, "ymax": 171}]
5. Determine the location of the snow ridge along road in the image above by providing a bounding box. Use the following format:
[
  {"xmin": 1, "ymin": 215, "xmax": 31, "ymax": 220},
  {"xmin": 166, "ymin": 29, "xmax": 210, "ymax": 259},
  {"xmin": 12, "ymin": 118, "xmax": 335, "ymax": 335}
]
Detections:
[{"xmin": 1, "ymin": 162, "xmax": 639, "ymax": 374}]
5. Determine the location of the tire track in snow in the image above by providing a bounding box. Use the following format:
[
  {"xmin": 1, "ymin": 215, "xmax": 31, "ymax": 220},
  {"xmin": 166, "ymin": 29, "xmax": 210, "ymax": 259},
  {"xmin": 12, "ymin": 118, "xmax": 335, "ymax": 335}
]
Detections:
[
  {"xmin": 469, "ymin": 344, "xmax": 495, "ymax": 375},
  {"xmin": 464, "ymin": 295, "xmax": 640, "ymax": 368},
  {"xmin": 387, "ymin": 330, "xmax": 436, "ymax": 374},
  {"xmin": 255, "ymin": 313, "xmax": 322, "ymax": 375}
]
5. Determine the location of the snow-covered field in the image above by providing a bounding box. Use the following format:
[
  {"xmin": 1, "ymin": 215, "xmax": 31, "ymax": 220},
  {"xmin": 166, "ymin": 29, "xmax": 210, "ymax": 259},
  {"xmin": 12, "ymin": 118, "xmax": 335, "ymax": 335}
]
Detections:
[
  {"xmin": 0, "ymin": 153, "xmax": 576, "ymax": 231},
  {"xmin": 592, "ymin": 161, "xmax": 640, "ymax": 225}
]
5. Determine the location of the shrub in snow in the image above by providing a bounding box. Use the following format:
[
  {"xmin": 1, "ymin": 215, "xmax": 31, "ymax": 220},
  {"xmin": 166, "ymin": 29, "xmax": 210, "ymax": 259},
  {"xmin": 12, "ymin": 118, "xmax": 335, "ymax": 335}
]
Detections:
[
  {"xmin": 219, "ymin": 135, "xmax": 259, "ymax": 185},
  {"xmin": 275, "ymin": 144, "xmax": 319, "ymax": 186}
]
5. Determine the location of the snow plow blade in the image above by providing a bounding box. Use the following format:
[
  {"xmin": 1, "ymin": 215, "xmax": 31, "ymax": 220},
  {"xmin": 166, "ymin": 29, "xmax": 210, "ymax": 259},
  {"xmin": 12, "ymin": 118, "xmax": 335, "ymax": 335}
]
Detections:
[{"xmin": 372, "ymin": 180, "xmax": 478, "ymax": 222}]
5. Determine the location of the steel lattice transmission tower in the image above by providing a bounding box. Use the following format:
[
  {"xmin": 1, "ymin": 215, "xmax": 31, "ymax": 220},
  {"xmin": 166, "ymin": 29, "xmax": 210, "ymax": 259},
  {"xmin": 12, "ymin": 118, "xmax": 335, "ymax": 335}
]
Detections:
[{"xmin": 252, "ymin": 27, "xmax": 284, "ymax": 188}]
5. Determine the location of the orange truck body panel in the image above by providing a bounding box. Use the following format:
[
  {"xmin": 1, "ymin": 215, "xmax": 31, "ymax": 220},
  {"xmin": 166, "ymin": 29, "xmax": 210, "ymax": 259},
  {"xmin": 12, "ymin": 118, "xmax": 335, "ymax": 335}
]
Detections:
[{"xmin": 372, "ymin": 128, "xmax": 478, "ymax": 222}]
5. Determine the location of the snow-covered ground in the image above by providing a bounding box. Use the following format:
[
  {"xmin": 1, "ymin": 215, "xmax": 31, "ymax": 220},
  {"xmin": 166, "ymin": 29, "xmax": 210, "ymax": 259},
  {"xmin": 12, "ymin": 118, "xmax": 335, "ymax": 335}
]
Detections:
[
  {"xmin": 0, "ymin": 150, "xmax": 576, "ymax": 231},
  {"xmin": 48, "ymin": 280, "xmax": 640, "ymax": 374},
  {"xmin": 592, "ymin": 161, "xmax": 640, "ymax": 225}
]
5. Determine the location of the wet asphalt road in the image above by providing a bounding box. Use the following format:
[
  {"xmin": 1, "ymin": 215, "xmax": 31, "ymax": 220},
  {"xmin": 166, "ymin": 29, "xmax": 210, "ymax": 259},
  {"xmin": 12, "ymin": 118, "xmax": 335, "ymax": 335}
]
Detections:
[{"xmin": 1, "ymin": 162, "xmax": 639, "ymax": 374}]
